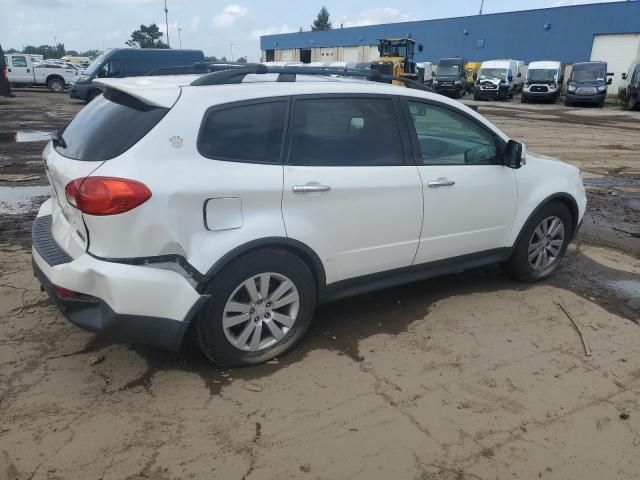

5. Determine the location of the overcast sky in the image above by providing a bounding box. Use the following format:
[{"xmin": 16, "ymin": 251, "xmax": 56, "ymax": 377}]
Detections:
[{"xmin": 0, "ymin": 0, "xmax": 619, "ymax": 61}]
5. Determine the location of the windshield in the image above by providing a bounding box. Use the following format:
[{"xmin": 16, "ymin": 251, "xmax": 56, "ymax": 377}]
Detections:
[
  {"xmin": 571, "ymin": 66, "xmax": 605, "ymax": 83},
  {"xmin": 528, "ymin": 69, "xmax": 557, "ymax": 82},
  {"xmin": 478, "ymin": 68, "xmax": 507, "ymax": 81},
  {"xmin": 379, "ymin": 42, "xmax": 413, "ymax": 59},
  {"xmin": 84, "ymin": 52, "xmax": 107, "ymax": 76},
  {"xmin": 437, "ymin": 65, "xmax": 460, "ymax": 77}
]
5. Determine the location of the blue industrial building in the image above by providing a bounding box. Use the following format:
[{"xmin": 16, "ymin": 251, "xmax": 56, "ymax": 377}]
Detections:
[{"xmin": 260, "ymin": 1, "xmax": 640, "ymax": 66}]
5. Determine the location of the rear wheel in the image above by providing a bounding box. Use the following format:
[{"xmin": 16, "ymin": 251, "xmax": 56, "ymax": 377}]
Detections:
[
  {"xmin": 47, "ymin": 78, "xmax": 64, "ymax": 93},
  {"xmin": 505, "ymin": 202, "xmax": 573, "ymax": 282},
  {"xmin": 194, "ymin": 249, "xmax": 316, "ymax": 367}
]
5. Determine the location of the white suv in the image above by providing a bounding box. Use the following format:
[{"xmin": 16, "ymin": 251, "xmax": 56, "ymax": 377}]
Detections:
[{"xmin": 32, "ymin": 67, "xmax": 587, "ymax": 366}]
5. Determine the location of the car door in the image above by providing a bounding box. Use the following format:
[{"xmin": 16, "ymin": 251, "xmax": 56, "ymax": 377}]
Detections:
[
  {"xmin": 9, "ymin": 55, "xmax": 31, "ymax": 83},
  {"xmin": 282, "ymin": 95, "xmax": 423, "ymax": 285},
  {"xmin": 403, "ymin": 98, "xmax": 518, "ymax": 264}
]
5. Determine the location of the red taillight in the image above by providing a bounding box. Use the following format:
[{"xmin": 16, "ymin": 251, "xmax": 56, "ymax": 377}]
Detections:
[
  {"xmin": 52, "ymin": 284, "xmax": 96, "ymax": 301},
  {"xmin": 65, "ymin": 177, "xmax": 152, "ymax": 216}
]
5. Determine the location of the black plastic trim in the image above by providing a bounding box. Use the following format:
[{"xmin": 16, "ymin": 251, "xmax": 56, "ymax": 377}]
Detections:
[
  {"xmin": 32, "ymin": 215, "xmax": 72, "ymax": 266},
  {"xmin": 512, "ymin": 193, "xmax": 580, "ymax": 247},
  {"xmin": 88, "ymin": 252, "xmax": 207, "ymax": 284},
  {"xmin": 197, "ymin": 237, "xmax": 327, "ymax": 296},
  {"xmin": 321, "ymin": 248, "xmax": 511, "ymax": 304}
]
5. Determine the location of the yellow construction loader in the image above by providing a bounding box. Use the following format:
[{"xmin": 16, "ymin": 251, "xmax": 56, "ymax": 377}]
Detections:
[{"xmin": 370, "ymin": 38, "xmax": 423, "ymax": 86}]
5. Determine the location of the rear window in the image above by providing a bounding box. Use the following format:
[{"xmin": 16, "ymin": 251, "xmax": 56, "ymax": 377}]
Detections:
[
  {"xmin": 197, "ymin": 100, "xmax": 287, "ymax": 164},
  {"xmin": 55, "ymin": 89, "xmax": 168, "ymax": 161}
]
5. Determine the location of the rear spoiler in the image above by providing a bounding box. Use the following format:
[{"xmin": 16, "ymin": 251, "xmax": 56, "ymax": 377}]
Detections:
[{"xmin": 93, "ymin": 78, "xmax": 182, "ymax": 108}]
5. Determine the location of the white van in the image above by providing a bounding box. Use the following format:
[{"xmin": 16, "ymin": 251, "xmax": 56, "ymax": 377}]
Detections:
[
  {"xmin": 515, "ymin": 61, "xmax": 527, "ymax": 91},
  {"xmin": 473, "ymin": 59, "xmax": 518, "ymax": 101},
  {"xmin": 416, "ymin": 62, "xmax": 434, "ymax": 86},
  {"xmin": 522, "ymin": 61, "xmax": 563, "ymax": 103}
]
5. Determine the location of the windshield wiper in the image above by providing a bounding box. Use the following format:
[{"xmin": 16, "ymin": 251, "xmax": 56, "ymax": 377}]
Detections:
[{"xmin": 51, "ymin": 130, "xmax": 67, "ymax": 149}]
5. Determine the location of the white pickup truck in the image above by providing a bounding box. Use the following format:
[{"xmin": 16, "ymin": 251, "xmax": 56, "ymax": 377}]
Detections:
[{"xmin": 3, "ymin": 53, "xmax": 78, "ymax": 92}]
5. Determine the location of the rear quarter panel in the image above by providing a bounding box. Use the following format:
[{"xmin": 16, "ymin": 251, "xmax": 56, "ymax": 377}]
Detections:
[{"xmin": 82, "ymin": 86, "xmax": 289, "ymax": 276}]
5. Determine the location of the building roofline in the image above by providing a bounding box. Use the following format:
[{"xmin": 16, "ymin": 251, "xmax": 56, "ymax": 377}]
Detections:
[{"xmin": 260, "ymin": 1, "xmax": 634, "ymax": 41}]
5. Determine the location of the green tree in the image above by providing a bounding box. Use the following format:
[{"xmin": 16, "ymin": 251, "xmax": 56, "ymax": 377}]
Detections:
[
  {"xmin": 236, "ymin": 56, "xmax": 247, "ymax": 63},
  {"xmin": 311, "ymin": 6, "xmax": 332, "ymax": 31},
  {"xmin": 65, "ymin": 50, "xmax": 79, "ymax": 56},
  {"xmin": 126, "ymin": 24, "xmax": 169, "ymax": 49},
  {"xmin": 22, "ymin": 44, "xmax": 65, "ymax": 59},
  {"xmin": 80, "ymin": 49, "xmax": 102, "ymax": 59}
]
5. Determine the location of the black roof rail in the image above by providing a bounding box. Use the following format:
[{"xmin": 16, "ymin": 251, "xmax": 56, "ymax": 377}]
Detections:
[
  {"xmin": 144, "ymin": 61, "xmax": 256, "ymax": 77},
  {"xmin": 190, "ymin": 64, "xmax": 434, "ymax": 92}
]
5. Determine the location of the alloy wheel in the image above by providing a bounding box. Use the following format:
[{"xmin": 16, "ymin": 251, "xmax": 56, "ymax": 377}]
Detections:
[
  {"xmin": 222, "ymin": 272, "xmax": 300, "ymax": 351},
  {"xmin": 528, "ymin": 216, "xmax": 565, "ymax": 271}
]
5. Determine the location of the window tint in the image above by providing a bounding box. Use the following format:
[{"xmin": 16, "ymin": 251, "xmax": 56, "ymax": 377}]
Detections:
[
  {"xmin": 12, "ymin": 56, "xmax": 27, "ymax": 67},
  {"xmin": 289, "ymin": 98, "xmax": 403, "ymax": 166},
  {"xmin": 55, "ymin": 89, "xmax": 168, "ymax": 161},
  {"xmin": 198, "ymin": 101, "xmax": 286, "ymax": 164},
  {"xmin": 408, "ymin": 102, "xmax": 497, "ymax": 165}
]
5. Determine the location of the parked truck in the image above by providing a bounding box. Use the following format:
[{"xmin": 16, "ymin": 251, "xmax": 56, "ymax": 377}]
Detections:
[{"xmin": 4, "ymin": 53, "xmax": 78, "ymax": 92}]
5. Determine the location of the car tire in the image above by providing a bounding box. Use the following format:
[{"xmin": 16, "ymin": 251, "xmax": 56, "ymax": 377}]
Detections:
[
  {"xmin": 194, "ymin": 248, "xmax": 316, "ymax": 367},
  {"xmin": 504, "ymin": 201, "xmax": 573, "ymax": 283},
  {"xmin": 47, "ymin": 78, "xmax": 64, "ymax": 93}
]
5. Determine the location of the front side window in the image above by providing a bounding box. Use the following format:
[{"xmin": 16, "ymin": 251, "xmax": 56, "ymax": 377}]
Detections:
[
  {"xmin": 12, "ymin": 56, "xmax": 27, "ymax": 68},
  {"xmin": 408, "ymin": 102, "xmax": 498, "ymax": 166},
  {"xmin": 198, "ymin": 100, "xmax": 287, "ymax": 164},
  {"xmin": 289, "ymin": 97, "xmax": 403, "ymax": 166}
]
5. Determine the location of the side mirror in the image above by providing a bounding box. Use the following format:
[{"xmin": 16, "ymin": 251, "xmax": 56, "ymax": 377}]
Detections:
[
  {"xmin": 517, "ymin": 72, "xmax": 522, "ymax": 78},
  {"xmin": 622, "ymin": 73, "xmax": 627, "ymax": 80},
  {"xmin": 607, "ymin": 78, "xmax": 612, "ymax": 85},
  {"xmin": 418, "ymin": 44, "xmax": 424, "ymax": 53},
  {"xmin": 503, "ymin": 140, "xmax": 526, "ymax": 169}
]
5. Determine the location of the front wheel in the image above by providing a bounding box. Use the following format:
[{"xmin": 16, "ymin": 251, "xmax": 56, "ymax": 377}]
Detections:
[
  {"xmin": 504, "ymin": 202, "xmax": 573, "ymax": 282},
  {"xmin": 194, "ymin": 249, "xmax": 316, "ymax": 367}
]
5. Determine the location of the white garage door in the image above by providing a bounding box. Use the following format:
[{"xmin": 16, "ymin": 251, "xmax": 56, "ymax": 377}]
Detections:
[
  {"xmin": 343, "ymin": 47, "xmax": 359, "ymax": 63},
  {"xmin": 320, "ymin": 48, "xmax": 335, "ymax": 61},
  {"xmin": 369, "ymin": 45, "xmax": 380, "ymax": 62},
  {"xmin": 591, "ymin": 33, "xmax": 640, "ymax": 94}
]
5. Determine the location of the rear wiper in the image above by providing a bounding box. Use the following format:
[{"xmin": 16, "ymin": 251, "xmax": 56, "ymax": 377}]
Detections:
[{"xmin": 51, "ymin": 130, "xmax": 67, "ymax": 149}]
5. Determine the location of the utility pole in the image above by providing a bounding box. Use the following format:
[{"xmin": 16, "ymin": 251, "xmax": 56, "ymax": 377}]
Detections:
[
  {"xmin": 479, "ymin": 0, "xmax": 485, "ymax": 15},
  {"xmin": 164, "ymin": 0, "xmax": 170, "ymax": 47},
  {"xmin": 230, "ymin": 43, "xmax": 234, "ymax": 62},
  {"xmin": 178, "ymin": 27, "xmax": 182, "ymax": 48}
]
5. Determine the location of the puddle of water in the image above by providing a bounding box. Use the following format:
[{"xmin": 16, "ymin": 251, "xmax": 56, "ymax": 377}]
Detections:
[
  {"xmin": 0, "ymin": 131, "xmax": 52, "ymax": 143},
  {"xmin": 0, "ymin": 185, "xmax": 51, "ymax": 215},
  {"xmin": 582, "ymin": 176, "xmax": 640, "ymax": 189}
]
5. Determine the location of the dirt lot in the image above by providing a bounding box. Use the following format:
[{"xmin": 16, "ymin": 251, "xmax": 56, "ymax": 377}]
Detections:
[{"xmin": 1, "ymin": 91, "xmax": 639, "ymax": 480}]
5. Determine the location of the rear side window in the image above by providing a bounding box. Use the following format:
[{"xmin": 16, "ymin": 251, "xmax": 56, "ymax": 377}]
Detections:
[
  {"xmin": 289, "ymin": 97, "xmax": 403, "ymax": 166},
  {"xmin": 198, "ymin": 100, "xmax": 287, "ymax": 164},
  {"xmin": 56, "ymin": 89, "xmax": 168, "ymax": 161}
]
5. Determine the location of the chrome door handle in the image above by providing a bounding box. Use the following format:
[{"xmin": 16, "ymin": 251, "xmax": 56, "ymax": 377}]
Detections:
[
  {"xmin": 292, "ymin": 184, "xmax": 332, "ymax": 194},
  {"xmin": 427, "ymin": 178, "xmax": 455, "ymax": 188}
]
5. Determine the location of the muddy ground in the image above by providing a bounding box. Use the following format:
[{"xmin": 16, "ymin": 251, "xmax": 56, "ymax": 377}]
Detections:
[{"xmin": 1, "ymin": 90, "xmax": 639, "ymax": 480}]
